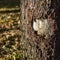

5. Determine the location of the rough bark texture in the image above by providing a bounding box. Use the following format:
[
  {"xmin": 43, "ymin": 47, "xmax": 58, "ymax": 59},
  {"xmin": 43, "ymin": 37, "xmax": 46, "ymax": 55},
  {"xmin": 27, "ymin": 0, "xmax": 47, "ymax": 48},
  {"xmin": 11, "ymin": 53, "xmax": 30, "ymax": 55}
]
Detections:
[{"xmin": 21, "ymin": 0, "xmax": 57, "ymax": 60}]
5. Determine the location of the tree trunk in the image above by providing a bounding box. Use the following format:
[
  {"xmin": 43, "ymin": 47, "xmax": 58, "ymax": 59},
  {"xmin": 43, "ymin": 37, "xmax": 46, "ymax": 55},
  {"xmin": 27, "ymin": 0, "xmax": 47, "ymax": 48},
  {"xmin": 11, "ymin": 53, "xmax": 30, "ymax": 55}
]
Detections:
[{"xmin": 20, "ymin": 0, "xmax": 57, "ymax": 60}]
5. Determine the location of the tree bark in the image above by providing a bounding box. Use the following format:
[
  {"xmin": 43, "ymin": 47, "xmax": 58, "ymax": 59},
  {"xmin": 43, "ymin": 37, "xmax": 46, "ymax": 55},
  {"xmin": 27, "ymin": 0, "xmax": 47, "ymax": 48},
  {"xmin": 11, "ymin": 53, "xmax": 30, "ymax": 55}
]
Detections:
[{"xmin": 20, "ymin": 0, "xmax": 57, "ymax": 60}]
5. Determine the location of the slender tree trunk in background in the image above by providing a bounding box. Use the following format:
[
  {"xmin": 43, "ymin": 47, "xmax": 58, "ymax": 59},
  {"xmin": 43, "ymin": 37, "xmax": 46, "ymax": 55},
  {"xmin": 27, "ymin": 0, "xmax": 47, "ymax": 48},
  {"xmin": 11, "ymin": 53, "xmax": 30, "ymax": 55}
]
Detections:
[{"xmin": 20, "ymin": 0, "xmax": 57, "ymax": 60}]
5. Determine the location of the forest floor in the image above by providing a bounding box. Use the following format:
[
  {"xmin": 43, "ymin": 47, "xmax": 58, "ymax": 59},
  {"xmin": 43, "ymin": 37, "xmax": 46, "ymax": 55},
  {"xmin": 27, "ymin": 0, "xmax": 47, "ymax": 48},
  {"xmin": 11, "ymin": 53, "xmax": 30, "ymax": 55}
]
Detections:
[{"xmin": 0, "ymin": 8, "xmax": 24, "ymax": 60}]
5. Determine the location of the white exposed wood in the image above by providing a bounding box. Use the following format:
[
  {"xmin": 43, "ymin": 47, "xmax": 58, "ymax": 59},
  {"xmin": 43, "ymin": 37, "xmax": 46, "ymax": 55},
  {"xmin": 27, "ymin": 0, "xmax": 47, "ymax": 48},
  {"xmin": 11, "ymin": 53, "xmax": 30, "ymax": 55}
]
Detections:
[
  {"xmin": 33, "ymin": 19, "xmax": 50, "ymax": 35},
  {"xmin": 33, "ymin": 21, "xmax": 38, "ymax": 31}
]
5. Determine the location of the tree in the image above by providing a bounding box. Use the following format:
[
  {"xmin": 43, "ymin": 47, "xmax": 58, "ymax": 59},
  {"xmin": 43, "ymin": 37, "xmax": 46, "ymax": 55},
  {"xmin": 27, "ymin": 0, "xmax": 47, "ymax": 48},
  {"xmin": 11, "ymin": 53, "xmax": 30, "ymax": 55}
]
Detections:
[{"xmin": 20, "ymin": 0, "xmax": 57, "ymax": 60}]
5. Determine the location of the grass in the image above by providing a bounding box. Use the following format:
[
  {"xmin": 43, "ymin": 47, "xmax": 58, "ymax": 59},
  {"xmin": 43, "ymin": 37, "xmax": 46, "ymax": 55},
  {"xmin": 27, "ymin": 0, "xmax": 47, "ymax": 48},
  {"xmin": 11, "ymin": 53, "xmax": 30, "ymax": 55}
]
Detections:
[{"xmin": 0, "ymin": 7, "xmax": 20, "ymax": 11}]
